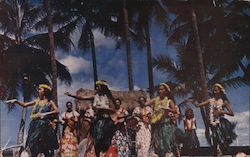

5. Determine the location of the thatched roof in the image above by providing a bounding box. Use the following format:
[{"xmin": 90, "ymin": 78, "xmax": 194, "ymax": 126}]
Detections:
[{"xmin": 75, "ymin": 88, "xmax": 147, "ymax": 111}]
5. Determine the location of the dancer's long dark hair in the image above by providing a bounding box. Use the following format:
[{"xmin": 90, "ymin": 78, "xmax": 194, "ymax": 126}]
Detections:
[
  {"xmin": 95, "ymin": 82, "xmax": 115, "ymax": 106},
  {"xmin": 44, "ymin": 88, "xmax": 52, "ymax": 101}
]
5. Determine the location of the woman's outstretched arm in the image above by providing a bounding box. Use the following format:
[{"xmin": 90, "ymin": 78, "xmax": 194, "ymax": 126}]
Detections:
[
  {"xmin": 186, "ymin": 98, "xmax": 210, "ymax": 108},
  {"xmin": 7, "ymin": 99, "xmax": 36, "ymax": 107},
  {"xmin": 64, "ymin": 92, "xmax": 94, "ymax": 101}
]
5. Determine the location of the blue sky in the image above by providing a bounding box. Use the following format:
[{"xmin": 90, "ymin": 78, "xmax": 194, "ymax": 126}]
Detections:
[{"xmin": 1, "ymin": 25, "xmax": 249, "ymax": 148}]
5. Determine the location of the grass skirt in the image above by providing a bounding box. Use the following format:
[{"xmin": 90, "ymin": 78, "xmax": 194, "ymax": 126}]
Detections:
[
  {"xmin": 183, "ymin": 129, "xmax": 200, "ymax": 150},
  {"xmin": 208, "ymin": 117, "xmax": 237, "ymax": 148},
  {"xmin": 26, "ymin": 119, "xmax": 59, "ymax": 155},
  {"xmin": 151, "ymin": 118, "xmax": 183, "ymax": 157},
  {"xmin": 90, "ymin": 111, "xmax": 116, "ymax": 155}
]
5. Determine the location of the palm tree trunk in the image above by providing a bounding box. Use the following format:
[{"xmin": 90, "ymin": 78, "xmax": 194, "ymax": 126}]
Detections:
[
  {"xmin": 190, "ymin": 7, "xmax": 210, "ymax": 137},
  {"xmin": 144, "ymin": 22, "xmax": 154, "ymax": 98},
  {"xmin": 15, "ymin": 76, "xmax": 30, "ymax": 157},
  {"xmin": 46, "ymin": 0, "xmax": 58, "ymax": 104},
  {"xmin": 123, "ymin": 0, "xmax": 134, "ymax": 91},
  {"xmin": 14, "ymin": 0, "xmax": 21, "ymax": 44},
  {"xmin": 89, "ymin": 29, "xmax": 98, "ymax": 84}
]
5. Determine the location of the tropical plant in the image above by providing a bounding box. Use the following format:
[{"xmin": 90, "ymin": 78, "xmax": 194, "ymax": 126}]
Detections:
[
  {"xmin": 0, "ymin": 0, "xmax": 72, "ymax": 100},
  {"xmin": 45, "ymin": 0, "xmax": 58, "ymax": 104},
  {"xmin": 0, "ymin": 0, "xmax": 72, "ymax": 147},
  {"xmin": 128, "ymin": 0, "xmax": 169, "ymax": 97}
]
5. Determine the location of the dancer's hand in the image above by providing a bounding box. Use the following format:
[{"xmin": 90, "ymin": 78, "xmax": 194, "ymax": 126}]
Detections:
[
  {"xmin": 214, "ymin": 109, "xmax": 223, "ymax": 117},
  {"xmin": 39, "ymin": 113, "xmax": 48, "ymax": 119},
  {"xmin": 5, "ymin": 99, "xmax": 17, "ymax": 104}
]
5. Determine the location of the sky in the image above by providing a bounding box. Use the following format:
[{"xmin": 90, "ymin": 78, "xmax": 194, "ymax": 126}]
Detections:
[{"xmin": 0, "ymin": 24, "xmax": 249, "ymax": 149}]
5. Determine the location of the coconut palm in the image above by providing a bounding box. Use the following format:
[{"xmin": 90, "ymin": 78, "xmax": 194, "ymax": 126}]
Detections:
[
  {"xmin": 0, "ymin": 0, "xmax": 72, "ymax": 148},
  {"xmin": 128, "ymin": 0, "xmax": 169, "ymax": 98},
  {"xmin": 122, "ymin": 0, "xmax": 134, "ymax": 91},
  {"xmin": 45, "ymin": 0, "xmax": 58, "ymax": 104},
  {"xmin": 0, "ymin": 1, "xmax": 73, "ymax": 92},
  {"xmin": 50, "ymin": 0, "xmax": 121, "ymax": 85},
  {"xmin": 164, "ymin": 0, "xmax": 250, "ymax": 87}
]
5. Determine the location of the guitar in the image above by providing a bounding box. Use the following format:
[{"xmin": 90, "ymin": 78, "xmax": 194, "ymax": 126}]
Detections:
[{"xmin": 110, "ymin": 113, "xmax": 135, "ymax": 125}]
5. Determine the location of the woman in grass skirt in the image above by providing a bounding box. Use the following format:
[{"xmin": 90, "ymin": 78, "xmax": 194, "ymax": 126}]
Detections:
[
  {"xmin": 183, "ymin": 108, "xmax": 200, "ymax": 156},
  {"xmin": 8, "ymin": 84, "xmax": 59, "ymax": 157},
  {"xmin": 147, "ymin": 83, "xmax": 183, "ymax": 157},
  {"xmin": 65, "ymin": 80, "xmax": 116, "ymax": 157},
  {"xmin": 190, "ymin": 83, "xmax": 236, "ymax": 155}
]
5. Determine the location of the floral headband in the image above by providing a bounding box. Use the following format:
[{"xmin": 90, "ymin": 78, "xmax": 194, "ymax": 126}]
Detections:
[
  {"xmin": 160, "ymin": 83, "xmax": 171, "ymax": 92},
  {"xmin": 214, "ymin": 83, "xmax": 225, "ymax": 93},
  {"xmin": 39, "ymin": 84, "xmax": 52, "ymax": 91},
  {"xmin": 95, "ymin": 80, "xmax": 108, "ymax": 86}
]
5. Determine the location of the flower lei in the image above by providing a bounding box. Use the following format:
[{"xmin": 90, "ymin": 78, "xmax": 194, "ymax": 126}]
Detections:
[
  {"xmin": 151, "ymin": 96, "xmax": 169, "ymax": 124},
  {"xmin": 30, "ymin": 98, "xmax": 48, "ymax": 119}
]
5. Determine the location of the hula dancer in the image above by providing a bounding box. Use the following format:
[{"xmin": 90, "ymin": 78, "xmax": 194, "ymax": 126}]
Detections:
[
  {"xmin": 65, "ymin": 80, "xmax": 116, "ymax": 157},
  {"xmin": 60, "ymin": 101, "xmax": 80, "ymax": 157},
  {"xmin": 183, "ymin": 108, "xmax": 200, "ymax": 156},
  {"xmin": 189, "ymin": 83, "xmax": 236, "ymax": 155},
  {"xmin": 146, "ymin": 83, "xmax": 183, "ymax": 157},
  {"xmin": 8, "ymin": 84, "xmax": 59, "ymax": 157}
]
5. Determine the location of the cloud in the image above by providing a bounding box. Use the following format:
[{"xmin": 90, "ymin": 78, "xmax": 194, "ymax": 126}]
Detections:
[
  {"xmin": 225, "ymin": 111, "xmax": 249, "ymax": 129},
  {"xmin": 93, "ymin": 30, "xmax": 116, "ymax": 49},
  {"xmin": 59, "ymin": 55, "xmax": 91, "ymax": 74},
  {"xmin": 225, "ymin": 111, "xmax": 250, "ymax": 145}
]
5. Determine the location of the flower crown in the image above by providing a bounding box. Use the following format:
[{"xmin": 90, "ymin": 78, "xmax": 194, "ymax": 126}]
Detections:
[
  {"xmin": 214, "ymin": 83, "xmax": 225, "ymax": 93},
  {"xmin": 39, "ymin": 84, "xmax": 52, "ymax": 91},
  {"xmin": 95, "ymin": 80, "xmax": 108, "ymax": 86},
  {"xmin": 160, "ymin": 83, "xmax": 171, "ymax": 92}
]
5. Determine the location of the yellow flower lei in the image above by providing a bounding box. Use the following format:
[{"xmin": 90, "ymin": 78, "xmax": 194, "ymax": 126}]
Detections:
[
  {"xmin": 151, "ymin": 96, "xmax": 169, "ymax": 124},
  {"xmin": 30, "ymin": 98, "xmax": 48, "ymax": 119}
]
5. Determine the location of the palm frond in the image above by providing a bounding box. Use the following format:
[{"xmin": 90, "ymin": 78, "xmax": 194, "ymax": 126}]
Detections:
[
  {"xmin": 0, "ymin": 34, "xmax": 16, "ymax": 50},
  {"xmin": 23, "ymin": 25, "xmax": 74, "ymax": 51},
  {"xmin": 0, "ymin": 45, "xmax": 72, "ymax": 101},
  {"xmin": 153, "ymin": 54, "xmax": 180, "ymax": 81},
  {"xmin": 78, "ymin": 22, "xmax": 92, "ymax": 51},
  {"xmin": 220, "ymin": 76, "xmax": 249, "ymax": 90},
  {"xmin": 21, "ymin": 5, "xmax": 44, "ymax": 36},
  {"xmin": 167, "ymin": 22, "xmax": 190, "ymax": 44},
  {"xmin": 0, "ymin": 1, "xmax": 17, "ymax": 35}
]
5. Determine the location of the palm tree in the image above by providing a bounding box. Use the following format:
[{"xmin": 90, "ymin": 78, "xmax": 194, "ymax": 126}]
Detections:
[
  {"xmin": 0, "ymin": 0, "xmax": 72, "ymax": 148},
  {"xmin": 75, "ymin": 0, "xmax": 99, "ymax": 84},
  {"xmin": 0, "ymin": 45, "xmax": 71, "ymax": 146},
  {"xmin": 45, "ymin": 0, "xmax": 58, "ymax": 104},
  {"xmin": 129, "ymin": 1, "xmax": 169, "ymax": 98},
  {"xmin": 51, "ymin": 0, "xmax": 120, "ymax": 85},
  {"xmin": 164, "ymin": 0, "xmax": 249, "ymax": 86},
  {"xmin": 122, "ymin": 0, "xmax": 134, "ymax": 91},
  {"xmin": 189, "ymin": 7, "xmax": 210, "ymax": 135}
]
